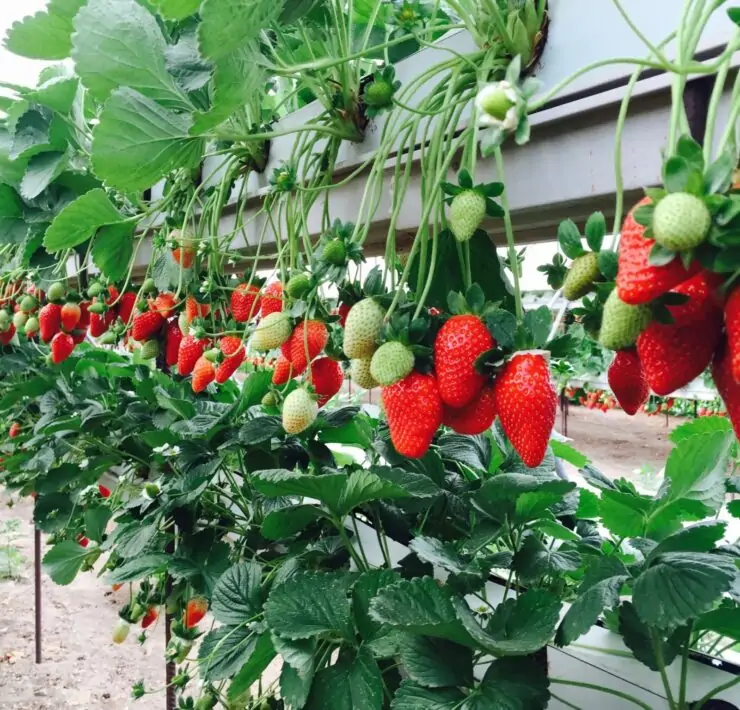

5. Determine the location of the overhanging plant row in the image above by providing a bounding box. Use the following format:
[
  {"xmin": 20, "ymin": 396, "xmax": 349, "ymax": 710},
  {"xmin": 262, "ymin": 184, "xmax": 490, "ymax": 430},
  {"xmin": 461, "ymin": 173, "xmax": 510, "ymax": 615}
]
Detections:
[{"xmin": 1, "ymin": 0, "xmax": 740, "ymax": 708}]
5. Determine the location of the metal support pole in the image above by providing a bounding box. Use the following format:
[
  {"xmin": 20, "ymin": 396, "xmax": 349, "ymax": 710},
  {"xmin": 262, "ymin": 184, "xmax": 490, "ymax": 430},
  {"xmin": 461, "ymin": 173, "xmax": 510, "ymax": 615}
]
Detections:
[
  {"xmin": 165, "ymin": 530, "xmax": 175, "ymax": 710},
  {"xmin": 34, "ymin": 525, "xmax": 42, "ymax": 664},
  {"xmin": 560, "ymin": 389, "xmax": 569, "ymax": 438}
]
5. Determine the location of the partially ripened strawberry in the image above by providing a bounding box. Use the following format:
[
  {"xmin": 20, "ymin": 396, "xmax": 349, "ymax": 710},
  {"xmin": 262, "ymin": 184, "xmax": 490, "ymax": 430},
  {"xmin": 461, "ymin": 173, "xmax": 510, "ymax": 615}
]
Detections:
[
  {"xmin": 78, "ymin": 301, "xmax": 91, "ymax": 331},
  {"xmin": 667, "ymin": 270, "xmax": 724, "ymax": 327},
  {"xmin": 724, "ymin": 287, "xmax": 740, "ymax": 384},
  {"xmin": 607, "ymin": 349, "xmax": 649, "ymax": 415},
  {"xmin": 165, "ymin": 319, "xmax": 183, "ymax": 367},
  {"xmin": 494, "ymin": 351, "xmax": 556, "ymax": 468},
  {"xmin": 117, "ymin": 291, "xmax": 137, "ymax": 325},
  {"xmin": 171, "ymin": 229, "xmax": 196, "ymax": 269},
  {"xmin": 272, "ymin": 355, "xmax": 293, "ymax": 385},
  {"xmin": 141, "ymin": 607, "xmax": 158, "ymax": 630},
  {"xmin": 192, "ymin": 355, "xmax": 215, "ymax": 393},
  {"xmin": 250, "ymin": 312, "xmax": 292, "ymax": 352},
  {"xmin": 231, "ymin": 283, "xmax": 261, "ymax": 322},
  {"xmin": 435, "ymin": 314, "xmax": 495, "ymax": 408},
  {"xmin": 60, "ymin": 301, "xmax": 81, "ymax": 332},
  {"xmin": 132, "ymin": 310, "xmax": 164, "ymax": 342},
  {"xmin": 382, "ymin": 371, "xmax": 443, "ymax": 458},
  {"xmin": 289, "ymin": 320, "xmax": 328, "ymax": 373},
  {"xmin": 9, "ymin": 422, "xmax": 21, "ymax": 438},
  {"xmin": 177, "ymin": 335, "xmax": 208, "ymax": 376},
  {"xmin": 215, "ymin": 349, "xmax": 246, "ymax": 384},
  {"xmin": 616, "ymin": 198, "xmax": 699, "ymax": 305},
  {"xmin": 712, "ymin": 343, "xmax": 740, "ymax": 438},
  {"xmin": 308, "ymin": 357, "xmax": 343, "ymax": 407},
  {"xmin": 50, "ymin": 332, "xmax": 75, "ymax": 364},
  {"xmin": 337, "ymin": 302, "xmax": 351, "ymax": 327},
  {"xmin": 637, "ymin": 311, "xmax": 723, "ymax": 395},
  {"xmin": 260, "ymin": 282, "xmax": 283, "ymax": 317},
  {"xmin": 150, "ymin": 292, "xmax": 176, "ymax": 319},
  {"xmin": 442, "ymin": 385, "xmax": 496, "ymax": 435},
  {"xmin": 185, "ymin": 295, "xmax": 210, "ymax": 324},
  {"xmin": 38, "ymin": 303, "xmax": 61, "ymax": 343}
]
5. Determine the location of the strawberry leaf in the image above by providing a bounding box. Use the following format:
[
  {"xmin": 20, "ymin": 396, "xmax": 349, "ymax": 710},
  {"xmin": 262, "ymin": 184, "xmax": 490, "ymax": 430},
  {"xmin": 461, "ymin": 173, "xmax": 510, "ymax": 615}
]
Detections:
[
  {"xmin": 597, "ymin": 250, "xmax": 618, "ymax": 280},
  {"xmin": 632, "ymin": 203, "xmax": 654, "ymax": 227},
  {"xmin": 704, "ymin": 151, "xmax": 735, "ymax": 195},
  {"xmin": 584, "ymin": 211, "xmax": 606, "ymax": 252},
  {"xmin": 557, "ymin": 219, "xmax": 584, "ymax": 259},
  {"xmin": 663, "ymin": 155, "xmax": 691, "ymax": 193},
  {"xmin": 675, "ymin": 134, "xmax": 704, "ymax": 173},
  {"xmin": 484, "ymin": 309, "xmax": 517, "ymax": 349},
  {"xmin": 457, "ymin": 169, "xmax": 473, "ymax": 188}
]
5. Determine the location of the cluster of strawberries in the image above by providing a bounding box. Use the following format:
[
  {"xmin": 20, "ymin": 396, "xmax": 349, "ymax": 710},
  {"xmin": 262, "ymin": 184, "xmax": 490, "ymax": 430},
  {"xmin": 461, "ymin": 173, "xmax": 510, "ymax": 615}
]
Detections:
[{"xmin": 567, "ymin": 387, "xmax": 617, "ymax": 413}]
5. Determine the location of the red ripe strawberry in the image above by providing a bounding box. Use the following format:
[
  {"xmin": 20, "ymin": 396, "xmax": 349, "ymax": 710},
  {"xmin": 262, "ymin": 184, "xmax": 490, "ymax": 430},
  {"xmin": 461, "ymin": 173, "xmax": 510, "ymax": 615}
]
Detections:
[
  {"xmin": 231, "ymin": 283, "xmax": 261, "ymax": 322},
  {"xmin": 290, "ymin": 320, "xmax": 328, "ymax": 373},
  {"xmin": 272, "ymin": 355, "xmax": 294, "ymax": 385},
  {"xmin": 667, "ymin": 271, "xmax": 724, "ymax": 326},
  {"xmin": 177, "ymin": 335, "xmax": 207, "ymax": 376},
  {"xmin": 260, "ymin": 282, "xmax": 283, "ymax": 316},
  {"xmin": 60, "ymin": 301, "xmax": 81, "ymax": 332},
  {"xmin": 141, "ymin": 607, "xmax": 158, "ymax": 629},
  {"xmin": 434, "ymin": 314, "xmax": 495, "ymax": 408},
  {"xmin": 712, "ymin": 344, "xmax": 740, "ymax": 438},
  {"xmin": 117, "ymin": 291, "xmax": 137, "ymax": 325},
  {"xmin": 337, "ymin": 302, "xmax": 351, "ymax": 327},
  {"xmin": 637, "ymin": 311, "xmax": 722, "ymax": 395},
  {"xmin": 78, "ymin": 302, "xmax": 91, "ymax": 330},
  {"xmin": 89, "ymin": 311, "xmax": 108, "ymax": 337},
  {"xmin": 185, "ymin": 295, "xmax": 210, "ymax": 324},
  {"xmin": 50, "ymin": 332, "xmax": 75, "ymax": 363},
  {"xmin": 71, "ymin": 330, "xmax": 86, "ymax": 345},
  {"xmin": 442, "ymin": 385, "xmax": 496, "ymax": 435},
  {"xmin": 215, "ymin": 348, "xmax": 246, "ymax": 384},
  {"xmin": 616, "ymin": 198, "xmax": 699, "ymax": 305},
  {"xmin": 98, "ymin": 484, "xmax": 111, "ymax": 498},
  {"xmin": 165, "ymin": 319, "xmax": 183, "ymax": 367},
  {"xmin": 38, "ymin": 303, "xmax": 61, "ymax": 342},
  {"xmin": 724, "ymin": 287, "xmax": 740, "ymax": 384},
  {"xmin": 192, "ymin": 355, "xmax": 215, "ymax": 393},
  {"xmin": 607, "ymin": 349, "xmax": 649, "ymax": 415},
  {"xmin": 381, "ymin": 371, "xmax": 442, "ymax": 458},
  {"xmin": 150, "ymin": 292, "xmax": 176, "ymax": 319},
  {"xmin": 219, "ymin": 335, "xmax": 243, "ymax": 357},
  {"xmin": 0, "ymin": 323, "xmax": 15, "ymax": 346},
  {"xmin": 494, "ymin": 351, "xmax": 556, "ymax": 468},
  {"xmin": 132, "ymin": 311, "xmax": 164, "ymax": 342},
  {"xmin": 184, "ymin": 597, "xmax": 208, "ymax": 628},
  {"xmin": 308, "ymin": 357, "xmax": 343, "ymax": 407},
  {"xmin": 9, "ymin": 422, "xmax": 21, "ymax": 438},
  {"xmin": 77, "ymin": 534, "xmax": 89, "ymax": 548},
  {"xmin": 105, "ymin": 285, "xmax": 119, "ymax": 305}
]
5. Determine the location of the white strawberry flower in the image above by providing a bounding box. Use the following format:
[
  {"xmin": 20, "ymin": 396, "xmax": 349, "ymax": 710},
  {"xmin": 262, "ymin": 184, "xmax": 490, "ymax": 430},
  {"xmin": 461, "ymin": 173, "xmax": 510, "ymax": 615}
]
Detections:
[{"xmin": 475, "ymin": 81, "xmax": 520, "ymax": 131}]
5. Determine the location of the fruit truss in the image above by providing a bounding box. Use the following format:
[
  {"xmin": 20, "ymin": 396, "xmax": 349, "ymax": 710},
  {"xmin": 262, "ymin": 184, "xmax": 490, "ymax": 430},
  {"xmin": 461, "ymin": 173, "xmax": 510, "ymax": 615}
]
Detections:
[{"xmin": 1, "ymin": 1, "xmax": 740, "ymax": 709}]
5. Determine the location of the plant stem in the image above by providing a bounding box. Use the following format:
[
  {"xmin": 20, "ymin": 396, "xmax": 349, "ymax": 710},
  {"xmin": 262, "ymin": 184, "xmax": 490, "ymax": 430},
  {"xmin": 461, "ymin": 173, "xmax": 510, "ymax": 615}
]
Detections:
[
  {"xmin": 692, "ymin": 674, "xmax": 740, "ymax": 709},
  {"xmin": 678, "ymin": 621, "xmax": 693, "ymax": 708},
  {"xmin": 651, "ymin": 628, "xmax": 678, "ymax": 709},
  {"xmin": 493, "ymin": 147, "xmax": 522, "ymax": 321},
  {"xmin": 550, "ymin": 679, "xmax": 653, "ymax": 709}
]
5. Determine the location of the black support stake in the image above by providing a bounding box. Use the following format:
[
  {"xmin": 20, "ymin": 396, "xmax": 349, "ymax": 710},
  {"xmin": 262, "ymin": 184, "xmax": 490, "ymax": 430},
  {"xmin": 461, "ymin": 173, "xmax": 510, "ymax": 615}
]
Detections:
[{"xmin": 34, "ymin": 525, "xmax": 42, "ymax": 664}]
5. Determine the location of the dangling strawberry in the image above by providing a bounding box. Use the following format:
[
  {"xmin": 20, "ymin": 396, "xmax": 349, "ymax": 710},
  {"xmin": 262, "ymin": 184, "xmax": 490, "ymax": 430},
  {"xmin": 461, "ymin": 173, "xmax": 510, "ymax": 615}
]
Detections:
[
  {"xmin": 38, "ymin": 303, "xmax": 61, "ymax": 343},
  {"xmin": 117, "ymin": 291, "xmax": 137, "ymax": 325},
  {"xmin": 164, "ymin": 319, "xmax": 183, "ymax": 367},
  {"xmin": 192, "ymin": 355, "xmax": 215, "ymax": 393},
  {"xmin": 0, "ymin": 323, "xmax": 15, "ymax": 346},
  {"xmin": 494, "ymin": 351, "xmax": 556, "ymax": 468},
  {"xmin": 667, "ymin": 271, "xmax": 724, "ymax": 327},
  {"xmin": 77, "ymin": 301, "xmax": 91, "ymax": 331},
  {"xmin": 185, "ymin": 295, "xmax": 210, "ymax": 324},
  {"xmin": 442, "ymin": 385, "xmax": 497, "ymax": 435},
  {"xmin": 382, "ymin": 371, "xmax": 443, "ymax": 458},
  {"xmin": 289, "ymin": 320, "xmax": 328, "ymax": 374},
  {"xmin": 98, "ymin": 484, "xmax": 111, "ymax": 498},
  {"xmin": 260, "ymin": 282, "xmax": 283, "ymax": 317},
  {"xmin": 50, "ymin": 332, "xmax": 75, "ymax": 364},
  {"xmin": 132, "ymin": 309, "xmax": 164, "ymax": 342},
  {"xmin": 60, "ymin": 301, "xmax": 81, "ymax": 332},
  {"xmin": 282, "ymin": 388, "xmax": 318, "ymax": 434},
  {"xmin": 308, "ymin": 357, "xmax": 344, "ymax": 407},
  {"xmin": 637, "ymin": 311, "xmax": 723, "ymax": 395},
  {"xmin": 9, "ymin": 422, "xmax": 21, "ymax": 438},
  {"xmin": 177, "ymin": 334, "xmax": 208, "ymax": 376},
  {"xmin": 607, "ymin": 349, "xmax": 649, "ymax": 415},
  {"xmin": 215, "ymin": 350, "xmax": 246, "ymax": 384},
  {"xmin": 272, "ymin": 355, "xmax": 293, "ymax": 385},
  {"xmin": 219, "ymin": 335, "xmax": 243, "ymax": 358},
  {"xmin": 712, "ymin": 343, "xmax": 740, "ymax": 438},
  {"xmin": 435, "ymin": 314, "xmax": 495, "ymax": 408},
  {"xmin": 724, "ymin": 287, "xmax": 740, "ymax": 383},
  {"xmin": 150, "ymin": 292, "xmax": 176, "ymax": 319},
  {"xmin": 171, "ymin": 229, "xmax": 196, "ymax": 269},
  {"xmin": 141, "ymin": 607, "xmax": 158, "ymax": 630},
  {"xmin": 231, "ymin": 283, "xmax": 261, "ymax": 322},
  {"xmin": 337, "ymin": 302, "xmax": 351, "ymax": 327},
  {"xmin": 616, "ymin": 198, "xmax": 699, "ymax": 305},
  {"xmin": 185, "ymin": 597, "xmax": 208, "ymax": 628}
]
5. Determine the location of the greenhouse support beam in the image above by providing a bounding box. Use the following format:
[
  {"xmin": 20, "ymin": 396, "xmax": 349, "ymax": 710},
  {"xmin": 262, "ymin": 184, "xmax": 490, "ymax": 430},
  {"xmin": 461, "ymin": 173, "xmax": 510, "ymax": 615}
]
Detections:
[{"xmin": 34, "ymin": 525, "xmax": 42, "ymax": 664}]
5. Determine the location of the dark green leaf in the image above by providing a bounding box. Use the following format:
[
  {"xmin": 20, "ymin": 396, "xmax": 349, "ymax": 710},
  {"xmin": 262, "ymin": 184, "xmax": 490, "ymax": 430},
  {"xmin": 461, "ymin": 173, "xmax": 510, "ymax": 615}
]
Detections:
[
  {"xmin": 557, "ymin": 219, "xmax": 584, "ymax": 259},
  {"xmin": 43, "ymin": 189, "xmax": 123, "ymax": 252},
  {"xmin": 20, "ymin": 151, "xmax": 67, "ymax": 200},
  {"xmin": 84, "ymin": 506, "xmax": 111, "ymax": 544},
  {"xmin": 599, "ymin": 490, "xmax": 651, "ymax": 537},
  {"xmin": 226, "ymin": 633, "xmax": 276, "ymax": 699},
  {"xmin": 107, "ymin": 554, "xmax": 170, "ymax": 583},
  {"xmin": 391, "ymin": 682, "xmax": 464, "ymax": 710},
  {"xmin": 705, "ymin": 151, "xmax": 735, "ymax": 194},
  {"xmin": 513, "ymin": 535, "xmax": 581, "ymax": 582},
  {"xmin": 695, "ymin": 606, "xmax": 740, "ymax": 641},
  {"xmin": 306, "ymin": 648, "xmax": 383, "ymax": 710},
  {"xmin": 650, "ymin": 521, "xmax": 726, "ymax": 559},
  {"xmin": 598, "ymin": 249, "xmax": 619, "ymax": 280},
  {"xmin": 584, "ymin": 211, "xmax": 606, "ymax": 252},
  {"xmin": 42, "ymin": 540, "xmax": 90, "ymax": 585},
  {"xmin": 523, "ymin": 306, "xmax": 551, "ymax": 348},
  {"xmin": 212, "ymin": 562, "xmax": 264, "ymax": 625},
  {"xmin": 550, "ymin": 440, "xmax": 588, "ymax": 468},
  {"xmin": 238, "ymin": 416, "xmax": 282, "ymax": 444},
  {"xmin": 353, "ymin": 569, "xmax": 400, "ymax": 643},
  {"xmin": 648, "ymin": 242, "xmax": 678, "ymax": 266},
  {"xmin": 262, "ymin": 505, "xmax": 325, "ymax": 540},
  {"xmin": 663, "ymin": 155, "xmax": 691, "ymax": 193},
  {"xmin": 618, "ymin": 601, "xmax": 686, "ymax": 671},
  {"xmin": 92, "ymin": 222, "xmax": 134, "ymax": 281},
  {"xmin": 198, "ymin": 625, "xmax": 258, "ymax": 681},
  {"xmin": 675, "ymin": 135, "xmax": 704, "ymax": 172},
  {"xmin": 476, "ymin": 656, "xmax": 550, "ymax": 709},
  {"xmin": 556, "ymin": 575, "xmax": 627, "ymax": 646},
  {"xmin": 398, "ymin": 635, "xmax": 473, "ymax": 688},
  {"xmin": 484, "ymin": 309, "xmax": 517, "ymax": 349}
]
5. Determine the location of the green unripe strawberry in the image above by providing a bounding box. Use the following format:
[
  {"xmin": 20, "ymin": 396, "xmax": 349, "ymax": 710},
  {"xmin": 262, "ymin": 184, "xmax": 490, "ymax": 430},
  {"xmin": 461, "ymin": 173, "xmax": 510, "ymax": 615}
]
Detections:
[
  {"xmin": 145, "ymin": 482, "xmax": 160, "ymax": 498},
  {"xmin": 20, "ymin": 295, "xmax": 37, "ymax": 313},
  {"xmin": 282, "ymin": 388, "xmax": 318, "ymax": 435},
  {"xmin": 599, "ymin": 290, "xmax": 651, "ymax": 351},
  {"xmin": 0, "ymin": 309, "xmax": 9, "ymax": 326},
  {"xmin": 88, "ymin": 301, "xmax": 107, "ymax": 315},
  {"xmin": 323, "ymin": 239, "xmax": 346, "ymax": 265},
  {"xmin": 13, "ymin": 311, "xmax": 27, "ymax": 329},
  {"xmin": 261, "ymin": 391, "xmax": 278, "ymax": 407},
  {"xmin": 99, "ymin": 331, "xmax": 117, "ymax": 345},
  {"xmin": 653, "ymin": 192, "xmax": 711, "ymax": 251},
  {"xmin": 47, "ymin": 282, "xmax": 66, "ymax": 303},
  {"xmin": 350, "ymin": 358, "xmax": 378, "ymax": 389},
  {"xmin": 250, "ymin": 312, "xmax": 292, "ymax": 352},
  {"xmin": 364, "ymin": 80, "xmax": 393, "ymax": 108},
  {"xmin": 141, "ymin": 278, "xmax": 156, "ymax": 294},
  {"xmin": 287, "ymin": 273, "xmax": 311, "ymax": 299},
  {"xmin": 140, "ymin": 340, "xmax": 159, "ymax": 359},
  {"xmin": 87, "ymin": 282, "xmax": 103, "ymax": 298},
  {"xmin": 370, "ymin": 341, "xmax": 414, "ymax": 386},
  {"xmin": 449, "ymin": 190, "xmax": 486, "ymax": 243},
  {"xmin": 178, "ymin": 312, "xmax": 190, "ymax": 337},
  {"xmin": 24, "ymin": 316, "xmax": 39, "ymax": 335},
  {"xmin": 204, "ymin": 347, "xmax": 219, "ymax": 363},
  {"xmin": 562, "ymin": 252, "xmax": 601, "ymax": 301},
  {"xmin": 343, "ymin": 298, "xmax": 385, "ymax": 359},
  {"xmin": 112, "ymin": 619, "xmax": 130, "ymax": 644}
]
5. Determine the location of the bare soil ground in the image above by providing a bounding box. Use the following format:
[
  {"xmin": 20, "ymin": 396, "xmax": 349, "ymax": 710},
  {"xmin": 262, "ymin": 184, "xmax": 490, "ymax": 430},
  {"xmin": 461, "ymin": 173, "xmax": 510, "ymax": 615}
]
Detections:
[{"xmin": 0, "ymin": 406, "xmax": 681, "ymax": 708}]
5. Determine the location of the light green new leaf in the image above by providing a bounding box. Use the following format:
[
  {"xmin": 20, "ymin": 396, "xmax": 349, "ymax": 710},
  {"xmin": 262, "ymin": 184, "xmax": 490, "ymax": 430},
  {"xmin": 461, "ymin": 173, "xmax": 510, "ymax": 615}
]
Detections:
[
  {"xmin": 695, "ymin": 606, "xmax": 740, "ymax": 641},
  {"xmin": 391, "ymin": 682, "xmax": 465, "ymax": 710},
  {"xmin": 252, "ymin": 469, "xmax": 346, "ymax": 508},
  {"xmin": 20, "ymin": 151, "xmax": 68, "ymax": 200},
  {"xmin": 556, "ymin": 575, "xmax": 627, "ymax": 646},
  {"xmin": 477, "ymin": 656, "xmax": 550, "ymax": 709},
  {"xmin": 72, "ymin": 0, "xmax": 189, "ymax": 110},
  {"xmin": 211, "ymin": 562, "xmax": 263, "ymax": 625},
  {"xmin": 306, "ymin": 648, "xmax": 383, "ymax": 710},
  {"xmin": 398, "ymin": 635, "xmax": 473, "ymax": 689},
  {"xmin": 92, "ymin": 88, "xmax": 204, "ymax": 191},
  {"xmin": 633, "ymin": 552, "xmax": 737, "ymax": 629},
  {"xmin": 598, "ymin": 490, "xmax": 651, "ymax": 538},
  {"xmin": 26, "ymin": 76, "xmax": 79, "ymax": 114},
  {"xmin": 265, "ymin": 571, "xmax": 354, "ymax": 641},
  {"xmin": 550, "ymin": 439, "xmax": 589, "ymax": 468},
  {"xmin": 43, "ymin": 188, "xmax": 123, "ymax": 252},
  {"xmin": 153, "ymin": 0, "xmax": 202, "ymax": 19},
  {"xmin": 198, "ymin": 625, "xmax": 259, "ymax": 681},
  {"xmin": 42, "ymin": 540, "xmax": 91, "ymax": 585},
  {"xmin": 4, "ymin": 0, "xmax": 86, "ymax": 60},
  {"xmin": 226, "ymin": 633, "xmax": 276, "ymax": 699}
]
